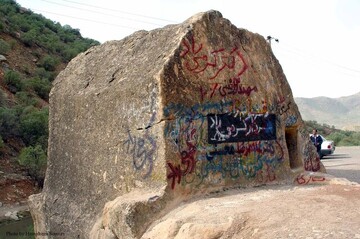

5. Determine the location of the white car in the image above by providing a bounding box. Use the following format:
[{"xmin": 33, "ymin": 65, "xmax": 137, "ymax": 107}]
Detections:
[{"xmin": 320, "ymin": 135, "xmax": 335, "ymax": 158}]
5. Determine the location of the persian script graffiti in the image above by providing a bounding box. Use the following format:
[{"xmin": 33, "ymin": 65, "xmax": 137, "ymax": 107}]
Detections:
[
  {"xmin": 199, "ymin": 77, "xmax": 258, "ymax": 101},
  {"xmin": 167, "ymin": 141, "xmax": 197, "ymax": 190},
  {"xmin": 180, "ymin": 36, "xmax": 248, "ymax": 80},
  {"xmin": 208, "ymin": 113, "xmax": 276, "ymax": 144},
  {"xmin": 296, "ymin": 174, "xmax": 326, "ymax": 185}
]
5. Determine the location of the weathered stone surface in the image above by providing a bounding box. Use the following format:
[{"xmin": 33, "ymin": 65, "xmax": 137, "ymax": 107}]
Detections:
[{"xmin": 29, "ymin": 10, "xmax": 324, "ymax": 238}]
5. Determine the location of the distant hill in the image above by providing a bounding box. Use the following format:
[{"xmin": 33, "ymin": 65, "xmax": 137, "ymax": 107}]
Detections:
[{"xmin": 295, "ymin": 92, "xmax": 360, "ymax": 131}]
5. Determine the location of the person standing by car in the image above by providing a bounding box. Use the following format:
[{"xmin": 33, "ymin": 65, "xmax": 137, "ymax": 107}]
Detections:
[{"xmin": 310, "ymin": 129, "xmax": 323, "ymax": 158}]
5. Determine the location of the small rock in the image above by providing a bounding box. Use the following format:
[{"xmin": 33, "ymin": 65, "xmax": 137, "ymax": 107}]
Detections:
[
  {"xmin": 5, "ymin": 211, "xmax": 19, "ymax": 221},
  {"xmin": 0, "ymin": 55, "xmax": 7, "ymax": 62},
  {"xmin": 0, "ymin": 202, "xmax": 3, "ymax": 207}
]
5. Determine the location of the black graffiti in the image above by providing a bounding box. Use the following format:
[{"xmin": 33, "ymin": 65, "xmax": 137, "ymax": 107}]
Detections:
[
  {"xmin": 278, "ymin": 102, "xmax": 291, "ymax": 115},
  {"xmin": 207, "ymin": 113, "xmax": 276, "ymax": 144},
  {"xmin": 206, "ymin": 145, "xmax": 236, "ymax": 161}
]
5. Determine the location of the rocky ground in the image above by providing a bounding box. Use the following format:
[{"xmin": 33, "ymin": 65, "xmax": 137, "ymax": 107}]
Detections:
[
  {"xmin": 142, "ymin": 177, "xmax": 360, "ymax": 239},
  {"xmin": 1, "ymin": 174, "xmax": 360, "ymax": 238},
  {"xmin": 1, "ymin": 146, "xmax": 360, "ymax": 239}
]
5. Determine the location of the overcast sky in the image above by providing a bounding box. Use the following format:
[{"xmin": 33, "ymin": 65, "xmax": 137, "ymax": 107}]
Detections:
[{"xmin": 15, "ymin": 0, "xmax": 360, "ymax": 98}]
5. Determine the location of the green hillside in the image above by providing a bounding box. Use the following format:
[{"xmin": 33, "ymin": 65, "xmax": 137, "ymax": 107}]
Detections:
[{"xmin": 0, "ymin": 0, "xmax": 99, "ymax": 197}]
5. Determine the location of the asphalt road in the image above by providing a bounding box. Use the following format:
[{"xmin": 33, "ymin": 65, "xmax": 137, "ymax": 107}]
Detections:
[{"xmin": 321, "ymin": 146, "xmax": 360, "ymax": 184}]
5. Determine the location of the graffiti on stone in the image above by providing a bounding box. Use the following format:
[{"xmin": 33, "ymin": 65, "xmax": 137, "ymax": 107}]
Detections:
[{"xmin": 207, "ymin": 113, "xmax": 276, "ymax": 144}]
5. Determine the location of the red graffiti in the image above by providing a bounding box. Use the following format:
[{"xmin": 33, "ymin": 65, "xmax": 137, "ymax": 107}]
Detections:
[
  {"xmin": 256, "ymin": 163, "xmax": 276, "ymax": 183},
  {"xmin": 199, "ymin": 86, "xmax": 208, "ymax": 102},
  {"xmin": 180, "ymin": 35, "xmax": 202, "ymax": 57},
  {"xmin": 167, "ymin": 162, "xmax": 182, "ymax": 190},
  {"xmin": 209, "ymin": 76, "xmax": 257, "ymax": 99},
  {"xmin": 304, "ymin": 155, "xmax": 321, "ymax": 172},
  {"xmin": 236, "ymin": 141, "xmax": 284, "ymax": 162},
  {"xmin": 275, "ymin": 140, "xmax": 285, "ymax": 162},
  {"xmin": 236, "ymin": 141, "xmax": 276, "ymax": 157},
  {"xmin": 167, "ymin": 142, "xmax": 197, "ymax": 189},
  {"xmin": 237, "ymin": 142, "xmax": 262, "ymax": 157},
  {"xmin": 181, "ymin": 37, "xmax": 248, "ymax": 80},
  {"xmin": 180, "ymin": 142, "xmax": 196, "ymax": 175},
  {"xmin": 296, "ymin": 174, "xmax": 326, "ymax": 185},
  {"xmin": 277, "ymin": 95, "xmax": 286, "ymax": 104}
]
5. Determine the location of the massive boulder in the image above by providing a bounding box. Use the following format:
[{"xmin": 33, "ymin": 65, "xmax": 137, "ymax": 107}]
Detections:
[{"xmin": 29, "ymin": 10, "xmax": 323, "ymax": 239}]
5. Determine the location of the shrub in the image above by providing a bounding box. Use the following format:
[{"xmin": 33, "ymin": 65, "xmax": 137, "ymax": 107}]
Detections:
[
  {"xmin": 20, "ymin": 107, "xmax": 49, "ymax": 147},
  {"xmin": 20, "ymin": 64, "xmax": 32, "ymax": 75},
  {"xmin": 15, "ymin": 91, "xmax": 38, "ymax": 106},
  {"xmin": 11, "ymin": 13, "xmax": 31, "ymax": 32},
  {"xmin": 0, "ymin": 107, "xmax": 20, "ymax": 138},
  {"xmin": 327, "ymin": 132, "xmax": 344, "ymax": 146},
  {"xmin": 35, "ymin": 67, "xmax": 56, "ymax": 81},
  {"xmin": 18, "ymin": 145, "xmax": 47, "ymax": 185},
  {"xmin": 328, "ymin": 131, "xmax": 360, "ymax": 146},
  {"xmin": 38, "ymin": 55, "xmax": 59, "ymax": 71},
  {"xmin": 0, "ymin": 39, "xmax": 10, "ymax": 55},
  {"xmin": 342, "ymin": 132, "xmax": 360, "ymax": 146},
  {"xmin": 9, "ymin": 39, "xmax": 16, "ymax": 49},
  {"xmin": 0, "ymin": 134, "xmax": 4, "ymax": 149},
  {"xmin": 21, "ymin": 28, "xmax": 37, "ymax": 47},
  {"xmin": 62, "ymin": 47, "xmax": 78, "ymax": 61},
  {"xmin": 24, "ymin": 77, "xmax": 51, "ymax": 100},
  {"xmin": 0, "ymin": 89, "xmax": 7, "ymax": 107},
  {"xmin": 4, "ymin": 70, "xmax": 23, "ymax": 93}
]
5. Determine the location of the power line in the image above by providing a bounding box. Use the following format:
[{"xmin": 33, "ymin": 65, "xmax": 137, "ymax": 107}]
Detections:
[
  {"xmin": 284, "ymin": 42, "xmax": 360, "ymax": 74},
  {"xmin": 40, "ymin": 0, "xmax": 165, "ymax": 27},
  {"xmin": 30, "ymin": 8, "xmax": 139, "ymax": 30},
  {"xmin": 61, "ymin": 0, "xmax": 178, "ymax": 24},
  {"xmin": 273, "ymin": 41, "xmax": 360, "ymax": 76}
]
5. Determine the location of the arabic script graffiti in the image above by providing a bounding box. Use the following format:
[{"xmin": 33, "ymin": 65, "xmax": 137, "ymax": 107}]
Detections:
[{"xmin": 208, "ymin": 113, "xmax": 276, "ymax": 143}]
